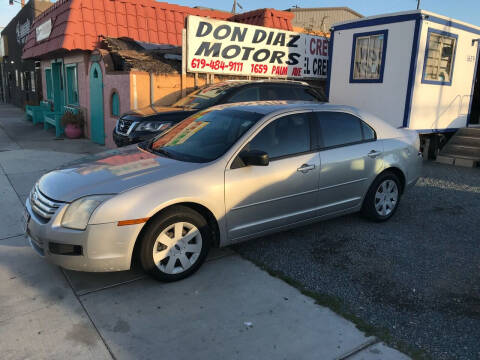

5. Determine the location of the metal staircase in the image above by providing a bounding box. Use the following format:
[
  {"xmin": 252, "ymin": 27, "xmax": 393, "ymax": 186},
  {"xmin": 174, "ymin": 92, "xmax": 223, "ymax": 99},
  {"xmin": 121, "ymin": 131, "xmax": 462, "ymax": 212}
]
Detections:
[{"xmin": 436, "ymin": 127, "xmax": 480, "ymax": 167}]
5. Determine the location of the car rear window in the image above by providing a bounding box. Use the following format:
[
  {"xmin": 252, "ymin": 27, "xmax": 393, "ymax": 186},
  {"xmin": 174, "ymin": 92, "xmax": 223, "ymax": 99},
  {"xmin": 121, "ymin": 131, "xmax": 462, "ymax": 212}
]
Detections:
[{"xmin": 315, "ymin": 112, "xmax": 364, "ymax": 148}]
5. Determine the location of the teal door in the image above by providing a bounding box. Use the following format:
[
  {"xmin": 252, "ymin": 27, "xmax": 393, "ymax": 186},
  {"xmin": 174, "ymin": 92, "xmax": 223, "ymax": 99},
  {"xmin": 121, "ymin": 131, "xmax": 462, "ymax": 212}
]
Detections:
[
  {"xmin": 89, "ymin": 62, "xmax": 105, "ymax": 145},
  {"xmin": 51, "ymin": 62, "xmax": 65, "ymax": 112}
]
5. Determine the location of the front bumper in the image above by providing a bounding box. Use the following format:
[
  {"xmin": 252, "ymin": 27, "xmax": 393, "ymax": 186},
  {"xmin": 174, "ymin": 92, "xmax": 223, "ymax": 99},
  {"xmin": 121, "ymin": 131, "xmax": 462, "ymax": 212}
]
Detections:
[
  {"xmin": 113, "ymin": 130, "xmax": 155, "ymax": 147},
  {"xmin": 25, "ymin": 198, "xmax": 144, "ymax": 272}
]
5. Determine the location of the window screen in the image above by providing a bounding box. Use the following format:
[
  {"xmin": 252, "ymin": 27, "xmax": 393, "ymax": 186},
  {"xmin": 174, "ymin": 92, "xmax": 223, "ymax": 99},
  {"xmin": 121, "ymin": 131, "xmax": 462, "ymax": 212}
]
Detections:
[
  {"xmin": 423, "ymin": 30, "xmax": 456, "ymax": 84},
  {"xmin": 315, "ymin": 112, "xmax": 364, "ymax": 148},
  {"xmin": 66, "ymin": 65, "xmax": 79, "ymax": 104},
  {"xmin": 352, "ymin": 31, "xmax": 387, "ymax": 81},
  {"xmin": 30, "ymin": 71, "xmax": 35, "ymax": 92},
  {"xmin": 248, "ymin": 113, "xmax": 311, "ymax": 159},
  {"xmin": 45, "ymin": 69, "xmax": 52, "ymax": 100}
]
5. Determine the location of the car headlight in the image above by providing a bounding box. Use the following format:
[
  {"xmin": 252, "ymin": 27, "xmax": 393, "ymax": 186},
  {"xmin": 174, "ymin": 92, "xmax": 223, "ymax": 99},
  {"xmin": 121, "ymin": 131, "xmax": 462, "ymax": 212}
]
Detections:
[
  {"xmin": 136, "ymin": 121, "xmax": 172, "ymax": 132},
  {"xmin": 61, "ymin": 195, "xmax": 112, "ymax": 230}
]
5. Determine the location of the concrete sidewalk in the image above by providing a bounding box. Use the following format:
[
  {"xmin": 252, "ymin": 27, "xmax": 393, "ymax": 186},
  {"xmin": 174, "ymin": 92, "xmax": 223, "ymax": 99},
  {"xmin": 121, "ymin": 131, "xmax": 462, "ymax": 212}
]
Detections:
[{"xmin": 0, "ymin": 104, "xmax": 410, "ymax": 360}]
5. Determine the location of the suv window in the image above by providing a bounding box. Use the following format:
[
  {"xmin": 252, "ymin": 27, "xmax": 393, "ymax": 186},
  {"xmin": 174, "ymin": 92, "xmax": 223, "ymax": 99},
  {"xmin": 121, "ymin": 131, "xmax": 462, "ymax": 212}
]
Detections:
[
  {"xmin": 247, "ymin": 112, "xmax": 312, "ymax": 159},
  {"xmin": 260, "ymin": 85, "xmax": 293, "ymax": 101},
  {"xmin": 227, "ymin": 86, "xmax": 260, "ymax": 103},
  {"xmin": 315, "ymin": 112, "xmax": 374, "ymax": 148},
  {"xmin": 293, "ymin": 86, "xmax": 321, "ymax": 102}
]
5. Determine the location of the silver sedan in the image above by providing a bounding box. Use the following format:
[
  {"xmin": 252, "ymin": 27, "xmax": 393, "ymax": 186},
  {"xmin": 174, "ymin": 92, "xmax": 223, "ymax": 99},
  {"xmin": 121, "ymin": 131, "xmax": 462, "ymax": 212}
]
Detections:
[{"xmin": 25, "ymin": 102, "xmax": 422, "ymax": 281}]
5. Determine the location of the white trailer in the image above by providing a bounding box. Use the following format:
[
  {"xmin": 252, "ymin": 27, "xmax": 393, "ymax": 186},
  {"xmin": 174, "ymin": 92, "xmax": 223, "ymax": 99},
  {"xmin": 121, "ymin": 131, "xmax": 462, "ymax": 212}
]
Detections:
[{"xmin": 327, "ymin": 10, "xmax": 480, "ymax": 157}]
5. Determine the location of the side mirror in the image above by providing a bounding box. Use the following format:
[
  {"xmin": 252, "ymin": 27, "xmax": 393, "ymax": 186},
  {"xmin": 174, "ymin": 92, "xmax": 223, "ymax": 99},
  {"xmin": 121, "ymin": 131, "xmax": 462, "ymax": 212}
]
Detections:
[{"xmin": 240, "ymin": 150, "xmax": 269, "ymax": 166}]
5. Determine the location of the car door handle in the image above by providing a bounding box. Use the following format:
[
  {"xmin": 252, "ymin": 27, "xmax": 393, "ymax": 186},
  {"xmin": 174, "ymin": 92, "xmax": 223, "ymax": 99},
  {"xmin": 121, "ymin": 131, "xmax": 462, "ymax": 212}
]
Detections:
[
  {"xmin": 367, "ymin": 150, "xmax": 382, "ymax": 159},
  {"xmin": 297, "ymin": 164, "xmax": 315, "ymax": 173}
]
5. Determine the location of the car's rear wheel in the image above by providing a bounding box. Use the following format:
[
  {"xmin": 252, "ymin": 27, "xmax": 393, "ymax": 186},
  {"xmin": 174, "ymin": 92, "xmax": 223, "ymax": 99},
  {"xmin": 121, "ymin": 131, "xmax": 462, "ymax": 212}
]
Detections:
[
  {"xmin": 362, "ymin": 172, "xmax": 401, "ymax": 221},
  {"xmin": 139, "ymin": 206, "xmax": 211, "ymax": 282}
]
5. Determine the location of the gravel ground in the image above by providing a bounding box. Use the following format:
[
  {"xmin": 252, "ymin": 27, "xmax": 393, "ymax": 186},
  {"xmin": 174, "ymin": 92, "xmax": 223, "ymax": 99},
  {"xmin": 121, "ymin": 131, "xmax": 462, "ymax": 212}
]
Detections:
[{"xmin": 234, "ymin": 161, "xmax": 480, "ymax": 360}]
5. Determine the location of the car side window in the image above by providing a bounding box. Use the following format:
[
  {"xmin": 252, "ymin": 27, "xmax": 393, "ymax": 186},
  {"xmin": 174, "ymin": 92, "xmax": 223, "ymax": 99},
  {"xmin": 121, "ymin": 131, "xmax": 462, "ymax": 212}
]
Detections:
[
  {"xmin": 315, "ymin": 112, "xmax": 375, "ymax": 149},
  {"xmin": 361, "ymin": 121, "xmax": 376, "ymax": 141},
  {"xmin": 227, "ymin": 87, "xmax": 260, "ymax": 103},
  {"xmin": 246, "ymin": 112, "xmax": 312, "ymax": 159}
]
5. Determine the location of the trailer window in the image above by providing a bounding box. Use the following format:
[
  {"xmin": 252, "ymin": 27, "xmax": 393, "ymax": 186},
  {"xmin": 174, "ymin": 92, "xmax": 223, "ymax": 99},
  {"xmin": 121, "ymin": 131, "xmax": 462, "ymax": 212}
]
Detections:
[
  {"xmin": 422, "ymin": 29, "xmax": 457, "ymax": 85},
  {"xmin": 350, "ymin": 30, "xmax": 388, "ymax": 83}
]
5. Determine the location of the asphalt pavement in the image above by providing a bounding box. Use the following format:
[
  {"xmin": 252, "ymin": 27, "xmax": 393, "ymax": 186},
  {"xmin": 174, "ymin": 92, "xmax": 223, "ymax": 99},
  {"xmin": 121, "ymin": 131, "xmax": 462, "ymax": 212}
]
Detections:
[{"xmin": 235, "ymin": 161, "xmax": 480, "ymax": 360}]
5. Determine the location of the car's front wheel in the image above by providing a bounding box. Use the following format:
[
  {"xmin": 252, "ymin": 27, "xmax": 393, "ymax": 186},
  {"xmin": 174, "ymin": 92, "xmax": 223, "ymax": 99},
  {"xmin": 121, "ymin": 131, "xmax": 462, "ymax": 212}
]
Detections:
[
  {"xmin": 362, "ymin": 171, "xmax": 402, "ymax": 221},
  {"xmin": 139, "ymin": 206, "xmax": 211, "ymax": 282}
]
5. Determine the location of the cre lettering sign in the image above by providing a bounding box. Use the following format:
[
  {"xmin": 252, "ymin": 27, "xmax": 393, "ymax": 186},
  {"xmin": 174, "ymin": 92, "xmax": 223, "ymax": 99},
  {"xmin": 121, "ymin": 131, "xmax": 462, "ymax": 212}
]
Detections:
[{"xmin": 186, "ymin": 16, "xmax": 328, "ymax": 79}]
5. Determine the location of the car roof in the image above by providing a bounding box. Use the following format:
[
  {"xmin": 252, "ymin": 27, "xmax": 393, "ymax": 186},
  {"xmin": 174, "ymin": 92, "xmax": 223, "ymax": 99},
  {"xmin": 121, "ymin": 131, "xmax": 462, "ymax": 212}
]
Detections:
[
  {"xmin": 208, "ymin": 101, "xmax": 403, "ymax": 140},
  {"xmin": 204, "ymin": 80, "xmax": 311, "ymax": 90},
  {"xmin": 208, "ymin": 101, "xmax": 360, "ymax": 116}
]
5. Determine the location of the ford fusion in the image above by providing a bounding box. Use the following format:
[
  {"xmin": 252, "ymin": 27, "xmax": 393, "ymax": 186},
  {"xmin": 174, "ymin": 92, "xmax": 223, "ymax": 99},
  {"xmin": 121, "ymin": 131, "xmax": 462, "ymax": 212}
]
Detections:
[{"xmin": 25, "ymin": 102, "xmax": 422, "ymax": 282}]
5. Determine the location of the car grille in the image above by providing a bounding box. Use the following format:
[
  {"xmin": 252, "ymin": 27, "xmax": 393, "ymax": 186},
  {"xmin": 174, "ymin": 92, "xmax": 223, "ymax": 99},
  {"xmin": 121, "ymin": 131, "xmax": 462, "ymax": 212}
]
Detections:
[
  {"xmin": 116, "ymin": 118, "xmax": 135, "ymax": 135},
  {"xmin": 30, "ymin": 184, "xmax": 63, "ymax": 222}
]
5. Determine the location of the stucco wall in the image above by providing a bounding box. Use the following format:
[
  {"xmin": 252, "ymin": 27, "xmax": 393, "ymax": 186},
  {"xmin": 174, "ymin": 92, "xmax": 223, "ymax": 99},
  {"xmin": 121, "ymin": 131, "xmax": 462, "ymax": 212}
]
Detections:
[
  {"xmin": 130, "ymin": 72, "xmax": 242, "ymax": 110},
  {"xmin": 101, "ymin": 62, "xmax": 130, "ymax": 148},
  {"xmin": 40, "ymin": 52, "xmax": 90, "ymax": 125}
]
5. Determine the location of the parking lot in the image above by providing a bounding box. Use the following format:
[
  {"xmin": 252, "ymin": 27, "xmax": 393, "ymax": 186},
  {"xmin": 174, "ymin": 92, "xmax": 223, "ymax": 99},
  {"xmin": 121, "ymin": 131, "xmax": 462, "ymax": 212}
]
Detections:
[
  {"xmin": 1, "ymin": 104, "xmax": 479, "ymax": 360},
  {"xmin": 236, "ymin": 161, "xmax": 480, "ymax": 360}
]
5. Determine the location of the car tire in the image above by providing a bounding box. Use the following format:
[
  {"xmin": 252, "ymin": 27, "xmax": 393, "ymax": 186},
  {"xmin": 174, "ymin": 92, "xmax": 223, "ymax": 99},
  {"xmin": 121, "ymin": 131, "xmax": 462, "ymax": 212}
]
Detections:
[
  {"xmin": 361, "ymin": 171, "xmax": 402, "ymax": 222},
  {"xmin": 139, "ymin": 206, "xmax": 211, "ymax": 282}
]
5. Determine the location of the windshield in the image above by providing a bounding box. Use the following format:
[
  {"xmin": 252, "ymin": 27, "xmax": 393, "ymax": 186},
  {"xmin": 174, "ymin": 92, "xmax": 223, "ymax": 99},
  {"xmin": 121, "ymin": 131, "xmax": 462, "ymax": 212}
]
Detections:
[
  {"xmin": 168, "ymin": 83, "xmax": 233, "ymax": 110},
  {"xmin": 150, "ymin": 108, "xmax": 263, "ymax": 163}
]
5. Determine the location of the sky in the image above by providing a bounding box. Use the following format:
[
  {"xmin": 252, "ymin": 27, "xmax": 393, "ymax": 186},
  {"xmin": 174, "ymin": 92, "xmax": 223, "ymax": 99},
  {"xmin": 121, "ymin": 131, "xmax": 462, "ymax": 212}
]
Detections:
[{"xmin": 1, "ymin": 0, "xmax": 479, "ymax": 28}]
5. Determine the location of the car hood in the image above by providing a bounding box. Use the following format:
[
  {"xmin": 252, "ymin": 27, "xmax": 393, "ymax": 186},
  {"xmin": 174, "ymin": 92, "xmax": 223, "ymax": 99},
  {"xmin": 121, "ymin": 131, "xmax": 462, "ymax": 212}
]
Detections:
[{"xmin": 38, "ymin": 146, "xmax": 204, "ymax": 202}]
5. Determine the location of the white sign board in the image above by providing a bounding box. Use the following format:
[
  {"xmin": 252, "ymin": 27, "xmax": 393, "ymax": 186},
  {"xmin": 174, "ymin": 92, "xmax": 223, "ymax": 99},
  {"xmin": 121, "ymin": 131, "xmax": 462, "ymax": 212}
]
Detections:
[
  {"xmin": 186, "ymin": 16, "xmax": 328, "ymax": 79},
  {"xmin": 36, "ymin": 19, "xmax": 52, "ymax": 42}
]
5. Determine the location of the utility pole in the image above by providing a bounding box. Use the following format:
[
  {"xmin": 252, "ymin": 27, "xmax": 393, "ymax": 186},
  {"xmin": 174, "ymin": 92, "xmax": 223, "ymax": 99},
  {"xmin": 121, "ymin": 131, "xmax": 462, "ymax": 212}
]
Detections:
[
  {"xmin": 8, "ymin": 0, "xmax": 25, "ymax": 6},
  {"xmin": 232, "ymin": 0, "xmax": 243, "ymax": 15},
  {"xmin": 417, "ymin": 0, "xmax": 421, "ymax": 10}
]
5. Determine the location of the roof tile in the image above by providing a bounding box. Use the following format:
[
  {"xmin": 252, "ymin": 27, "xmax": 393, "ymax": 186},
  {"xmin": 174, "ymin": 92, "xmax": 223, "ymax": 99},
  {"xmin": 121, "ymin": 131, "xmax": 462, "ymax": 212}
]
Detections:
[
  {"xmin": 23, "ymin": 0, "xmax": 293, "ymax": 60},
  {"xmin": 103, "ymin": 0, "xmax": 115, "ymax": 13}
]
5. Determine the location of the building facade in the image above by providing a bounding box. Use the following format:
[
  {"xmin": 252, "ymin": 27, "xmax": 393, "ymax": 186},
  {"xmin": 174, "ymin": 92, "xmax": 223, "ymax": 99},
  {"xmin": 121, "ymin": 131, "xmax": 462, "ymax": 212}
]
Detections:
[
  {"xmin": 287, "ymin": 7, "xmax": 362, "ymax": 35},
  {"xmin": 22, "ymin": 0, "xmax": 296, "ymax": 147},
  {"xmin": 0, "ymin": 0, "xmax": 53, "ymax": 107}
]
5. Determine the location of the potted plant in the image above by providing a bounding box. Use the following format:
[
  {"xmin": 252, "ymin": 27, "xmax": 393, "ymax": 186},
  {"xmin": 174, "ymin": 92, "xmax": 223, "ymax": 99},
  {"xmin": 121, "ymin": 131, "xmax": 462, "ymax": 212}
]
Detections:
[{"xmin": 61, "ymin": 110, "xmax": 84, "ymax": 139}]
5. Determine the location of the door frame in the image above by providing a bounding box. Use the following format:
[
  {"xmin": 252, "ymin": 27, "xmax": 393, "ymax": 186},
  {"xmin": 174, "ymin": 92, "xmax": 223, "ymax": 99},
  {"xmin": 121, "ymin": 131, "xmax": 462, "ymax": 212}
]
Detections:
[
  {"xmin": 89, "ymin": 62, "xmax": 105, "ymax": 145},
  {"xmin": 467, "ymin": 42, "xmax": 480, "ymax": 126},
  {"xmin": 50, "ymin": 60, "xmax": 65, "ymax": 112}
]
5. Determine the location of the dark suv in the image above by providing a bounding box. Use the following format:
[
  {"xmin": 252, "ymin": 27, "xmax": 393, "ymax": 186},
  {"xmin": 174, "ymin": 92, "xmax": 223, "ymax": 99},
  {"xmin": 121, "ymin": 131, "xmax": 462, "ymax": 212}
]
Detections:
[{"xmin": 113, "ymin": 80, "xmax": 326, "ymax": 147}]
